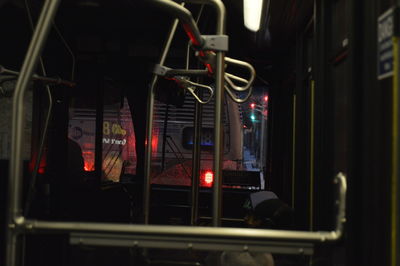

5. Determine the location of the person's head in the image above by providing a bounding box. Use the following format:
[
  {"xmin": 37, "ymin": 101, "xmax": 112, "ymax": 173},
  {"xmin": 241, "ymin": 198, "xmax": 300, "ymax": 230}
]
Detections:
[{"xmin": 243, "ymin": 191, "xmax": 294, "ymax": 229}]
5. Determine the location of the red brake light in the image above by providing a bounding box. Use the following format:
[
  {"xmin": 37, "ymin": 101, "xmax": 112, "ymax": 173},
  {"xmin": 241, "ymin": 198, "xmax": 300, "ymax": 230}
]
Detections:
[{"xmin": 204, "ymin": 171, "xmax": 214, "ymax": 185}]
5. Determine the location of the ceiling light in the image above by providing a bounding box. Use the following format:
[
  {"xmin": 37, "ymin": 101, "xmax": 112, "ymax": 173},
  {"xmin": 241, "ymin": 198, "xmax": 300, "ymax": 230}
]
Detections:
[{"xmin": 243, "ymin": 0, "xmax": 264, "ymax": 32}]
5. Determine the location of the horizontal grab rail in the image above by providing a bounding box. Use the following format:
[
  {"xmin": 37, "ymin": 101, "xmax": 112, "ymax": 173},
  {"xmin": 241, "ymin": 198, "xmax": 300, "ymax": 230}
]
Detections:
[
  {"xmin": 12, "ymin": 172, "xmax": 346, "ymax": 246},
  {"xmin": 0, "ymin": 65, "xmax": 75, "ymax": 87}
]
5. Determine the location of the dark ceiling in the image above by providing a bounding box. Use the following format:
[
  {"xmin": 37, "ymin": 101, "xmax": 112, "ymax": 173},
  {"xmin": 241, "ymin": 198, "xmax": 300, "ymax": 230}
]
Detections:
[{"xmin": 0, "ymin": 0, "xmax": 313, "ymax": 84}]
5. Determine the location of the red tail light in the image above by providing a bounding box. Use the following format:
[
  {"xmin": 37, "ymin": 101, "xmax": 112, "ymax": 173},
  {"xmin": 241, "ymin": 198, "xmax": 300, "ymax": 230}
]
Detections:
[{"xmin": 204, "ymin": 170, "xmax": 214, "ymax": 185}]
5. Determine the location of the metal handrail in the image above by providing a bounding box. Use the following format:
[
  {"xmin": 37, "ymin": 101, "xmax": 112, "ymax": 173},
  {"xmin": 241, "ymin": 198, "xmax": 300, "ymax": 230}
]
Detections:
[
  {"xmin": 173, "ymin": 76, "xmax": 214, "ymax": 104},
  {"xmin": 224, "ymin": 84, "xmax": 253, "ymax": 104},
  {"xmin": 224, "ymin": 57, "xmax": 256, "ymax": 92},
  {"xmin": 4, "ymin": 0, "xmax": 347, "ymax": 262},
  {"xmin": 144, "ymin": 0, "xmax": 226, "ymax": 227},
  {"xmin": 144, "ymin": 13, "xmax": 182, "ymax": 225},
  {"xmin": 6, "ymin": 1, "xmax": 61, "ymax": 265},
  {"xmin": 151, "ymin": 0, "xmax": 204, "ymax": 47},
  {"xmin": 0, "ymin": 65, "xmax": 75, "ymax": 87},
  {"xmin": 13, "ymin": 172, "xmax": 346, "ymax": 247},
  {"xmin": 223, "ymin": 57, "xmax": 255, "ymax": 103}
]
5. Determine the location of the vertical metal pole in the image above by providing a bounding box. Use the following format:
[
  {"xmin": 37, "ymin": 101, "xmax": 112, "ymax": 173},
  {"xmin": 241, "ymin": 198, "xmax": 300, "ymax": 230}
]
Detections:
[
  {"xmin": 161, "ymin": 105, "xmax": 169, "ymax": 171},
  {"xmin": 6, "ymin": 1, "xmax": 60, "ymax": 265},
  {"xmin": 212, "ymin": 52, "xmax": 225, "ymax": 227},
  {"xmin": 189, "ymin": 5, "xmax": 204, "ymax": 225},
  {"xmin": 259, "ymin": 106, "xmax": 266, "ymax": 172},
  {"xmin": 211, "ymin": 1, "xmax": 226, "ymax": 227},
  {"xmin": 95, "ymin": 79, "xmax": 104, "ymax": 184},
  {"xmin": 191, "ymin": 90, "xmax": 203, "ymax": 225},
  {"xmin": 144, "ymin": 18, "xmax": 181, "ymax": 224}
]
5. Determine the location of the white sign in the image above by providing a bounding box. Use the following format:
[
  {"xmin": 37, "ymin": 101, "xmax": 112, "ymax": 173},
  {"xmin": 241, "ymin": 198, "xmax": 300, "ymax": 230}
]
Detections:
[{"xmin": 378, "ymin": 8, "xmax": 394, "ymax": 80}]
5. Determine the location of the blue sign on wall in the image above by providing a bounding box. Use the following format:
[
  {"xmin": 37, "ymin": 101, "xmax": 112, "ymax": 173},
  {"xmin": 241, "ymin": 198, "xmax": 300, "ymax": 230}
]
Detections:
[{"xmin": 378, "ymin": 8, "xmax": 394, "ymax": 80}]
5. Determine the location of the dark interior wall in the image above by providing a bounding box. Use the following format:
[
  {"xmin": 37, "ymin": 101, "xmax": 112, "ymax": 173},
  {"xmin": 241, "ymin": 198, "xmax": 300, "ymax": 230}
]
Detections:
[
  {"xmin": 313, "ymin": 0, "xmax": 352, "ymax": 233},
  {"xmin": 347, "ymin": 0, "xmax": 393, "ymax": 265},
  {"xmin": 312, "ymin": 0, "xmax": 395, "ymax": 265},
  {"xmin": 266, "ymin": 2, "xmax": 318, "ymax": 232},
  {"xmin": 277, "ymin": 0, "xmax": 396, "ymax": 264},
  {"xmin": 0, "ymin": 4, "xmax": 31, "ymax": 70},
  {"xmin": 269, "ymin": 78, "xmax": 294, "ymax": 201},
  {"xmin": 293, "ymin": 30, "xmax": 313, "ymax": 231},
  {"xmin": 266, "ymin": 49, "xmax": 295, "ymax": 204}
]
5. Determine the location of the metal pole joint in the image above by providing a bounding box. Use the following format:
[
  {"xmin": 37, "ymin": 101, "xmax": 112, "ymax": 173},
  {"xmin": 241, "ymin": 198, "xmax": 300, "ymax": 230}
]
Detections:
[
  {"xmin": 192, "ymin": 35, "xmax": 229, "ymax": 51},
  {"xmin": 7, "ymin": 216, "xmax": 26, "ymax": 234}
]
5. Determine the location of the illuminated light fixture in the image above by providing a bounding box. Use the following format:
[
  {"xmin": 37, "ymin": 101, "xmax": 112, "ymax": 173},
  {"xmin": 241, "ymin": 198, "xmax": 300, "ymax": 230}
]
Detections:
[
  {"xmin": 264, "ymin": 95, "xmax": 269, "ymax": 102},
  {"xmin": 204, "ymin": 171, "xmax": 214, "ymax": 185},
  {"xmin": 250, "ymin": 102, "xmax": 256, "ymax": 109},
  {"xmin": 250, "ymin": 114, "xmax": 256, "ymax": 121},
  {"xmin": 243, "ymin": 0, "xmax": 264, "ymax": 32}
]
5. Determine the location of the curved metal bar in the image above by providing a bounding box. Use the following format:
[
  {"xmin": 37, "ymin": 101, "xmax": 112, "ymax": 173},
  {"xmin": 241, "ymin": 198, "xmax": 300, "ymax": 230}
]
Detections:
[
  {"xmin": 144, "ymin": 17, "xmax": 182, "ymax": 224},
  {"xmin": 6, "ymin": 1, "xmax": 61, "ymax": 265},
  {"xmin": 174, "ymin": 77, "xmax": 214, "ymax": 104},
  {"xmin": 186, "ymin": 86, "xmax": 214, "ymax": 104},
  {"xmin": 224, "ymin": 57, "xmax": 256, "ymax": 92},
  {"xmin": 222, "ymin": 57, "xmax": 255, "ymax": 103},
  {"xmin": 15, "ymin": 173, "xmax": 347, "ymax": 244},
  {"xmin": 0, "ymin": 65, "xmax": 75, "ymax": 87},
  {"xmin": 183, "ymin": 0, "xmax": 225, "ymax": 34},
  {"xmin": 333, "ymin": 172, "xmax": 347, "ymax": 239},
  {"xmin": 224, "ymin": 84, "xmax": 253, "ymax": 103},
  {"xmin": 225, "ymin": 72, "xmax": 249, "ymax": 84},
  {"xmin": 151, "ymin": 0, "xmax": 204, "ymax": 47},
  {"xmin": 181, "ymin": 0, "xmax": 226, "ymax": 227},
  {"xmin": 148, "ymin": 0, "xmax": 226, "ymax": 227}
]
